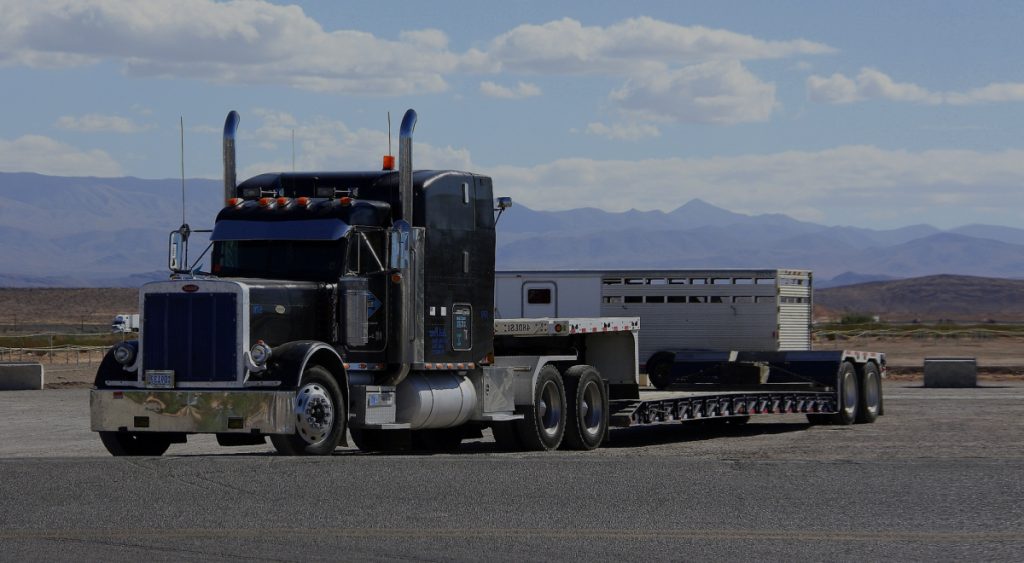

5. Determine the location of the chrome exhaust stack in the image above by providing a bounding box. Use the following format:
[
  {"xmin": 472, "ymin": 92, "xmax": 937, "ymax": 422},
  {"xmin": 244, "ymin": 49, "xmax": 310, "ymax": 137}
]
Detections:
[
  {"xmin": 399, "ymin": 109, "xmax": 417, "ymax": 221},
  {"xmin": 383, "ymin": 109, "xmax": 421, "ymax": 386},
  {"xmin": 223, "ymin": 110, "xmax": 240, "ymax": 202}
]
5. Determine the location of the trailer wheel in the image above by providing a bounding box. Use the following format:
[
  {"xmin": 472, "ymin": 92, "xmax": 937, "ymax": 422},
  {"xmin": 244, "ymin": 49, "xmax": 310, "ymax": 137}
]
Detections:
[
  {"xmin": 856, "ymin": 362, "xmax": 882, "ymax": 424},
  {"xmin": 271, "ymin": 365, "xmax": 345, "ymax": 456},
  {"xmin": 515, "ymin": 364, "xmax": 566, "ymax": 451},
  {"xmin": 99, "ymin": 431, "xmax": 172, "ymax": 456},
  {"xmin": 561, "ymin": 365, "xmax": 607, "ymax": 451},
  {"xmin": 832, "ymin": 361, "xmax": 859, "ymax": 425},
  {"xmin": 646, "ymin": 352, "xmax": 675, "ymax": 390}
]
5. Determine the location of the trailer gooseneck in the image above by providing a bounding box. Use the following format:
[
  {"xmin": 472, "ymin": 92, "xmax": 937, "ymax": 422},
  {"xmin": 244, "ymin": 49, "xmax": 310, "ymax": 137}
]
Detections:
[{"xmin": 90, "ymin": 109, "xmax": 883, "ymax": 456}]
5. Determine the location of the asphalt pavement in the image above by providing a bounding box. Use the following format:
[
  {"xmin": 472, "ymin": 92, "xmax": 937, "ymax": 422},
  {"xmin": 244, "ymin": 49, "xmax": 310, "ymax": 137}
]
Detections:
[{"xmin": 0, "ymin": 382, "xmax": 1022, "ymax": 561}]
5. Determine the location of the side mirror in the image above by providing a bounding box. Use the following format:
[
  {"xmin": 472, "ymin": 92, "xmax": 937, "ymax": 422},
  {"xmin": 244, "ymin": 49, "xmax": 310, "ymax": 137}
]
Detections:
[
  {"xmin": 168, "ymin": 224, "xmax": 191, "ymax": 272},
  {"xmin": 494, "ymin": 196, "xmax": 513, "ymax": 225}
]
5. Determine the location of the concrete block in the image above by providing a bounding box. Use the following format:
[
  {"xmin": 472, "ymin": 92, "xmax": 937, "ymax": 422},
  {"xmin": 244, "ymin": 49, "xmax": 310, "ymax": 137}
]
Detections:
[
  {"xmin": 923, "ymin": 357, "xmax": 977, "ymax": 388},
  {"xmin": 0, "ymin": 362, "xmax": 45, "ymax": 391}
]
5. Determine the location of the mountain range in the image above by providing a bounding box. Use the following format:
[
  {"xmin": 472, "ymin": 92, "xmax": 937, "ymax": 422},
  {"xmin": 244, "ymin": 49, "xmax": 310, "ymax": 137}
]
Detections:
[{"xmin": 3, "ymin": 171, "xmax": 1024, "ymax": 287}]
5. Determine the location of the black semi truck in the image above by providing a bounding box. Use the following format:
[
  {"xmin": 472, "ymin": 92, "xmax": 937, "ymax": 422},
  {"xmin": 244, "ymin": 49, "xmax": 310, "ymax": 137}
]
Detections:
[{"xmin": 90, "ymin": 110, "xmax": 883, "ymax": 456}]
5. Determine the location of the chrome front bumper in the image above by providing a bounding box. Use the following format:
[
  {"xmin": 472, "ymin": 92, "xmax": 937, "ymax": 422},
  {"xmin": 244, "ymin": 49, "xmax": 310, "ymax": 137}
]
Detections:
[{"xmin": 90, "ymin": 389, "xmax": 296, "ymax": 434}]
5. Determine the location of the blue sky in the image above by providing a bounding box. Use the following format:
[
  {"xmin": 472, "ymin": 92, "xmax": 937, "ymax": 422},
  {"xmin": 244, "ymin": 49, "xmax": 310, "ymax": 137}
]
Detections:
[{"xmin": 1, "ymin": 0, "xmax": 1023, "ymax": 229}]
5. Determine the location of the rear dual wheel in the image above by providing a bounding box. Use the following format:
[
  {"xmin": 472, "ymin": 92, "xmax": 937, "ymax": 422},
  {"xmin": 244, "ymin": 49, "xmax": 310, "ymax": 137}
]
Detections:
[
  {"xmin": 495, "ymin": 364, "xmax": 608, "ymax": 451},
  {"xmin": 808, "ymin": 361, "xmax": 859, "ymax": 425},
  {"xmin": 856, "ymin": 362, "xmax": 882, "ymax": 424},
  {"xmin": 561, "ymin": 365, "xmax": 607, "ymax": 451}
]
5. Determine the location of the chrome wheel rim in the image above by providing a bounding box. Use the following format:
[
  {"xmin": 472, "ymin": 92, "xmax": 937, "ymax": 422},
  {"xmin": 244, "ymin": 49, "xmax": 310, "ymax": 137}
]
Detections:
[
  {"xmin": 295, "ymin": 382, "xmax": 334, "ymax": 446},
  {"xmin": 864, "ymin": 371, "xmax": 880, "ymax": 414},
  {"xmin": 580, "ymin": 379, "xmax": 603, "ymax": 436},
  {"xmin": 538, "ymin": 380, "xmax": 562, "ymax": 437},
  {"xmin": 843, "ymin": 370, "xmax": 857, "ymax": 417}
]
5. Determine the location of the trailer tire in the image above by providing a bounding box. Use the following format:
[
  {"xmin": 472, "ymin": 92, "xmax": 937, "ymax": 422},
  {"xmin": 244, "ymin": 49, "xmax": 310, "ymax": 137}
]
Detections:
[
  {"xmin": 646, "ymin": 352, "xmax": 675, "ymax": 390},
  {"xmin": 515, "ymin": 364, "xmax": 566, "ymax": 451},
  {"xmin": 99, "ymin": 431, "xmax": 172, "ymax": 456},
  {"xmin": 271, "ymin": 365, "xmax": 345, "ymax": 456},
  {"xmin": 856, "ymin": 362, "xmax": 882, "ymax": 424},
  {"xmin": 832, "ymin": 361, "xmax": 859, "ymax": 425},
  {"xmin": 561, "ymin": 365, "xmax": 607, "ymax": 451}
]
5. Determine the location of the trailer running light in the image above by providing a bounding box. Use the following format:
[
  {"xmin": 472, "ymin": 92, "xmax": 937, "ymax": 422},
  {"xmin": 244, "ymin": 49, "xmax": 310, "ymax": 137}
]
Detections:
[
  {"xmin": 226, "ymin": 197, "xmax": 243, "ymax": 206},
  {"xmin": 297, "ymin": 197, "xmax": 310, "ymax": 207},
  {"xmin": 250, "ymin": 340, "xmax": 272, "ymax": 366},
  {"xmin": 258, "ymin": 197, "xmax": 274, "ymax": 207},
  {"xmin": 113, "ymin": 343, "xmax": 135, "ymax": 366},
  {"xmin": 276, "ymin": 197, "xmax": 291, "ymax": 206}
]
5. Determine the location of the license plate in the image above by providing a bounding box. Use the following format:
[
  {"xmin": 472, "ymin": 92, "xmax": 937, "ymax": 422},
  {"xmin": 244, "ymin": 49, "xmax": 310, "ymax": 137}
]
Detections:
[{"xmin": 145, "ymin": 370, "xmax": 175, "ymax": 389}]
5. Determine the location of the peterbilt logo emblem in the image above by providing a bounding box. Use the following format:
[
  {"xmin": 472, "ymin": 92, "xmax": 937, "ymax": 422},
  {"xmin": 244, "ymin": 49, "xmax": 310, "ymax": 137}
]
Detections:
[{"xmin": 182, "ymin": 284, "xmax": 199, "ymax": 293}]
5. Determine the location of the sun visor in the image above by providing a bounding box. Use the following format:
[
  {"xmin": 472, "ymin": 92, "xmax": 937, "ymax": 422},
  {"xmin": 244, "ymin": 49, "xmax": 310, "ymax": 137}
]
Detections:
[{"xmin": 211, "ymin": 218, "xmax": 351, "ymax": 241}]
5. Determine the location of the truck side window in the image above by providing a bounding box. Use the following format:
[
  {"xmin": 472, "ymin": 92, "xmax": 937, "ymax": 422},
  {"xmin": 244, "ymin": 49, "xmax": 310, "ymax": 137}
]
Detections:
[{"xmin": 346, "ymin": 228, "xmax": 386, "ymax": 275}]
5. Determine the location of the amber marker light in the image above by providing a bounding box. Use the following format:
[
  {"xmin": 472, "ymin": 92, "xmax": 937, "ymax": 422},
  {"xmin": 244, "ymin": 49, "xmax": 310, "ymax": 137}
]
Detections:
[
  {"xmin": 296, "ymin": 197, "xmax": 310, "ymax": 207},
  {"xmin": 339, "ymin": 196, "xmax": 352, "ymax": 206},
  {"xmin": 258, "ymin": 197, "xmax": 274, "ymax": 207},
  {"xmin": 382, "ymin": 155, "xmax": 395, "ymax": 170},
  {"xmin": 226, "ymin": 197, "xmax": 243, "ymax": 206},
  {"xmin": 276, "ymin": 197, "xmax": 291, "ymax": 206}
]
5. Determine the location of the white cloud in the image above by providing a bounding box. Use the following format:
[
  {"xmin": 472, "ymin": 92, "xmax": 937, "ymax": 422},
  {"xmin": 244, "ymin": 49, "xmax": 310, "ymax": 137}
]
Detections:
[
  {"xmin": 585, "ymin": 121, "xmax": 660, "ymax": 141},
  {"xmin": 237, "ymin": 110, "xmax": 472, "ymax": 179},
  {"xmin": 0, "ymin": 135, "xmax": 123, "ymax": 176},
  {"xmin": 485, "ymin": 146, "xmax": 1024, "ymax": 227},
  {"xmin": 808, "ymin": 67, "xmax": 1024, "ymax": 105},
  {"xmin": 479, "ymin": 81, "xmax": 541, "ymax": 99},
  {"xmin": 0, "ymin": 0, "xmax": 481, "ymax": 95},
  {"xmin": 488, "ymin": 17, "xmax": 833, "ymax": 74},
  {"xmin": 610, "ymin": 60, "xmax": 776, "ymax": 124},
  {"xmin": 55, "ymin": 113, "xmax": 153, "ymax": 133}
]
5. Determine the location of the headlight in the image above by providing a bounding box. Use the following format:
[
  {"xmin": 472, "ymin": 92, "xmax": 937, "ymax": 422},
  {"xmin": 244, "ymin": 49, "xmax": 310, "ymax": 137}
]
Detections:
[
  {"xmin": 250, "ymin": 341, "xmax": 272, "ymax": 366},
  {"xmin": 113, "ymin": 343, "xmax": 135, "ymax": 366}
]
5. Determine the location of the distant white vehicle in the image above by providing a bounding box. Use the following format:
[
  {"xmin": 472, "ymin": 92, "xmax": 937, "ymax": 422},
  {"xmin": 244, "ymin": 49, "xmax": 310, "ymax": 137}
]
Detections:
[{"xmin": 111, "ymin": 314, "xmax": 139, "ymax": 333}]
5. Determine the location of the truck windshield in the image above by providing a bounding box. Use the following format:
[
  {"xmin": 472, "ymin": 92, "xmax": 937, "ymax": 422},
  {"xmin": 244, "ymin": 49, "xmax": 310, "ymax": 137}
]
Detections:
[{"xmin": 211, "ymin": 239, "xmax": 346, "ymax": 281}]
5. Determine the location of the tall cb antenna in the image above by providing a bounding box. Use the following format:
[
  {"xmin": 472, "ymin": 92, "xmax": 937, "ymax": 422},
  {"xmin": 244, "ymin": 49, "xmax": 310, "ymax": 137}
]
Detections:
[{"xmin": 179, "ymin": 116, "xmax": 186, "ymax": 226}]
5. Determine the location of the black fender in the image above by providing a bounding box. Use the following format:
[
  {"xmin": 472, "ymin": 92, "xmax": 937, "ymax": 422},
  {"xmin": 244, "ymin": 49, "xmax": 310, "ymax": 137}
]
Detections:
[
  {"xmin": 94, "ymin": 341, "xmax": 138, "ymax": 388},
  {"xmin": 265, "ymin": 341, "xmax": 348, "ymax": 396}
]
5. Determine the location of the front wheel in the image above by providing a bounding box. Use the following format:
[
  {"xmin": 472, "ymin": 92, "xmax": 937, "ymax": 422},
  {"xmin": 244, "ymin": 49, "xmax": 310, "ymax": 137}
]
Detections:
[
  {"xmin": 271, "ymin": 365, "xmax": 345, "ymax": 456},
  {"xmin": 99, "ymin": 431, "xmax": 172, "ymax": 456}
]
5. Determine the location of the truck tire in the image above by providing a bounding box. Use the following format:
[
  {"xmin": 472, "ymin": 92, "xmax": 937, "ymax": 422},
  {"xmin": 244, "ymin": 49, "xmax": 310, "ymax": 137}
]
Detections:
[
  {"xmin": 271, "ymin": 365, "xmax": 345, "ymax": 456},
  {"xmin": 561, "ymin": 365, "xmax": 607, "ymax": 451},
  {"xmin": 99, "ymin": 431, "xmax": 172, "ymax": 456},
  {"xmin": 646, "ymin": 352, "xmax": 675, "ymax": 390},
  {"xmin": 832, "ymin": 361, "xmax": 860, "ymax": 425},
  {"xmin": 515, "ymin": 364, "xmax": 566, "ymax": 451},
  {"xmin": 856, "ymin": 362, "xmax": 882, "ymax": 424}
]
